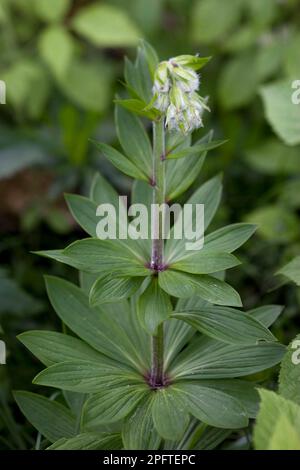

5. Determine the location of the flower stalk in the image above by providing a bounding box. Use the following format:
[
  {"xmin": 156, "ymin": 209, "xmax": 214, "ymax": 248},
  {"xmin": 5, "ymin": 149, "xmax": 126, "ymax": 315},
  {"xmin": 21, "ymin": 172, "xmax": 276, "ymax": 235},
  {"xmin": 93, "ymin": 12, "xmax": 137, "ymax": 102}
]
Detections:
[{"xmin": 150, "ymin": 118, "xmax": 166, "ymax": 387}]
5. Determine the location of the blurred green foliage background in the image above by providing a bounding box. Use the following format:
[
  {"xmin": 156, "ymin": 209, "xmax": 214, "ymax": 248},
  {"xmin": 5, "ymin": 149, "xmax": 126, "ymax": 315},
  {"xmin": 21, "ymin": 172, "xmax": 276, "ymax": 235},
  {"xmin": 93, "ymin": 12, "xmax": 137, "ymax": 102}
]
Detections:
[{"xmin": 0, "ymin": 0, "xmax": 300, "ymax": 449}]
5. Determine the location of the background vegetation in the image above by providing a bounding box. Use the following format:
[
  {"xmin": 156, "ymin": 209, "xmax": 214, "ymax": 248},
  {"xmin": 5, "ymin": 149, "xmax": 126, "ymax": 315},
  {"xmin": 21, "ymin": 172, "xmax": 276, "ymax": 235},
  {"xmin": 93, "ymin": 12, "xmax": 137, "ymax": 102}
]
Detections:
[{"xmin": 0, "ymin": 0, "xmax": 300, "ymax": 449}]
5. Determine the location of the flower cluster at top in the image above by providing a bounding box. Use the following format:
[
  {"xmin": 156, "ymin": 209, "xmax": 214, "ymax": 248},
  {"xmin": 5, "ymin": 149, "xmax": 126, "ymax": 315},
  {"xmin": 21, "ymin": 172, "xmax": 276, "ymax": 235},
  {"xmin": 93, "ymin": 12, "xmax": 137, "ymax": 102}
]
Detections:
[{"xmin": 152, "ymin": 55, "xmax": 209, "ymax": 134}]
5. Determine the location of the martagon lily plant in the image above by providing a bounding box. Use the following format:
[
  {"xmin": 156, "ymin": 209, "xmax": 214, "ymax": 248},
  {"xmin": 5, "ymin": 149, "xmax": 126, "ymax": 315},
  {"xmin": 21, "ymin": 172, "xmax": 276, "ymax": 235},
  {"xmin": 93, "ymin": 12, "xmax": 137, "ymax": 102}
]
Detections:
[{"xmin": 14, "ymin": 42, "xmax": 285, "ymax": 450}]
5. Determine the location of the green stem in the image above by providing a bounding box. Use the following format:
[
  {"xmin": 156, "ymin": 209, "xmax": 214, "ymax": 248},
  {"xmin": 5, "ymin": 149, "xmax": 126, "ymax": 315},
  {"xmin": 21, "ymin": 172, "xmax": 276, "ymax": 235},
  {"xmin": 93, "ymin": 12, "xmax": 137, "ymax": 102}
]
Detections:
[{"xmin": 150, "ymin": 119, "xmax": 166, "ymax": 386}]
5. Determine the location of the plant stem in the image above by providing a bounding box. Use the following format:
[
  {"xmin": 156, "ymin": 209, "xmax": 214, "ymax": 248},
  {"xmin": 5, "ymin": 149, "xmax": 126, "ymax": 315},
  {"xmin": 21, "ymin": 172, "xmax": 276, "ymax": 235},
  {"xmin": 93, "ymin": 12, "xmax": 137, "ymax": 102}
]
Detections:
[
  {"xmin": 150, "ymin": 118, "xmax": 166, "ymax": 386},
  {"xmin": 151, "ymin": 118, "xmax": 166, "ymax": 271}
]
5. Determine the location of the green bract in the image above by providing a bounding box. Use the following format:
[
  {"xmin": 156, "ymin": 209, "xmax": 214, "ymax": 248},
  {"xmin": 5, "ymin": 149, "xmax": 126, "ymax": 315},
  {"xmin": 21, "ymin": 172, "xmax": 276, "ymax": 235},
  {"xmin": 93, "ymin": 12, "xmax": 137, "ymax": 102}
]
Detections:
[{"xmin": 16, "ymin": 42, "xmax": 285, "ymax": 450}]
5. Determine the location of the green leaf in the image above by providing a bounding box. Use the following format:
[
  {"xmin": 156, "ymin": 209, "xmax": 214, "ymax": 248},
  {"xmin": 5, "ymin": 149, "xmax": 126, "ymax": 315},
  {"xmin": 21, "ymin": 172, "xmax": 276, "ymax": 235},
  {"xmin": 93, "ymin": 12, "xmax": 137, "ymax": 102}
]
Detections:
[
  {"xmin": 245, "ymin": 205, "xmax": 299, "ymax": 243},
  {"xmin": 90, "ymin": 274, "xmax": 143, "ymax": 306},
  {"xmin": 218, "ymin": 52, "xmax": 260, "ymax": 109},
  {"xmin": 194, "ymin": 379, "xmax": 259, "ymax": 418},
  {"xmin": 279, "ymin": 334, "xmax": 300, "ymax": 405},
  {"xmin": 151, "ymin": 387, "xmax": 189, "ymax": 440},
  {"xmin": 260, "ymin": 80, "xmax": 300, "ymax": 146},
  {"xmin": 138, "ymin": 277, "xmax": 172, "ymax": 335},
  {"xmin": 90, "ymin": 174, "xmax": 139, "ymax": 254},
  {"xmin": 122, "ymin": 395, "xmax": 161, "ymax": 450},
  {"xmin": 170, "ymin": 337, "xmax": 285, "ymax": 379},
  {"xmin": 164, "ymin": 318, "xmax": 195, "ymax": 370},
  {"xmin": 33, "ymin": 0, "xmax": 70, "ymax": 22},
  {"xmin": 174, "ymin": 382, "xmax": 248, "ymax": 429},
  {"xmin": 139, "ymin": 40, "xmax": 159, "ymax": 78},
  {"xmin": 114, "ymin": 98, "xmax": 160, "ymax": 120},
  {"xmin": 41, "ymin": 239, "xmax": 149, "ymax": 276},
  {"xmin": 165, "ymin": 174, "xmax": 223, "ymax": 263},
  {"xmin": 165, "ymin": 133, "xmax": 212, "ymax": 201},
  {"xmin": 170, "ymin": 252, "xmax": 241, "ymax": 275},
  {"xmin": 14, "ymin": 391, "xmax": 76, "ymax": 443},
  {"xmin": 167, "ymin": 140, "xmax": 226, "ymax": 159},
  {"xmin": 192, "ymin": 426, "xmax": 232, "ymax": 450},
  {"xmin": 33, "ymin": 360, "xmax": 143, "ymax": 393},
  {"xmin": 204, "ymin": 223, "xmax": 257, "ymax": 253},
  {"xmin": 38, "ymin": 26, "xmax": 74, "ymax": 80},
  {"xmin": 115, "ymin": 105, "xmax": 152, "ymax": 177},
  {"xmin": 65, "ymin": 194, "xmax": 98, "ymax": 237},
  {"xmin": 92, "ymin": 141, "xmax": 149, "ymax": 181},
  {"xmin": 172, "ymin": 306, "xmax": 276, "ymax": 345},
  {"xmin": 72, "ymin": 4, "xmax": 140, "ymax": 47},
  {"xmin": 90, "ymin": 172, "xmax": 119, "ymax": 207},
  {"xmin": 159, "ymin": 270, "xmax": 242, "ymax": 307},
  {"xmin": 175, "ymin": 55, "xmax": 211, "ymax": 71},
  {"xmin": 45, "ymin": 276, "xmax": 148, "ymax": 371},
  {"xmin": 248, "ymin": 305, "xmax": 284, "ymax": 328},
  {"xmin": 124, "ymin": 42, "xmax": 154, "ymax": 102},
  {"xmin": 277, "ymin": 256, "xmax": 300, "ymax": 286},
  {"xmin": 2, "ymin": 59, "xmax": 49, "ymax": 114},
  {"xmin": 48, "ymin": 433, "xmax": 122, "ymax": 450},
  {"xmin": 254, "ymin": 390, "xmax": 300, "ymax": 450},
  {"xmin": 18, "ymin": 330, "xmax": 105, "ymax": 367},
  {"xmin": 82, "ymin": 384, "xmax": 147, "ymax": 428},
  {"xmin": 191, "ymin": 0, "xmax": 243, "ymax": 44},
  {"xmin": 268, "ymin": 415, "xmax": 300, "ymax": 450},
  {"xmin": 58, "ymin": 60, "xmax": 112, "ymax": 112}
]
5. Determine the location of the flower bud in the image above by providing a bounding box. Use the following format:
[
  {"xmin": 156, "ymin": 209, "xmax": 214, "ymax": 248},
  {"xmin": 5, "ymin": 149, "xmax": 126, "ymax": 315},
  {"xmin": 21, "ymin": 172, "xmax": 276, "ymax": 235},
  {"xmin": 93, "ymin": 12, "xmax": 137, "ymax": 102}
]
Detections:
[{"xmin": 152, "ymin": 55, "xmax": 209, "ymax": 134}]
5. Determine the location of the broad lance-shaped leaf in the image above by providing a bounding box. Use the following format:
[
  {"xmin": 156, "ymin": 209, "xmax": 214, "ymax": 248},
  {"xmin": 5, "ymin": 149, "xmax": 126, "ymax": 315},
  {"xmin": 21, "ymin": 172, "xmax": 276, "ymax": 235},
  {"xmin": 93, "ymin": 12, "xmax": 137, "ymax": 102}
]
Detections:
[
  {"xmin": 167, "ymin": 140, "xmax": 227, "ymax": 159},
  {"xmin": 122, "ymin": 395, "xmax": 161, "ymax": 450},
  {"xmin": 172, "ymin": 306, "xmax": 276, "ymax": 345},
  {"xmin": 115, "ymin": 105, "xmax": 152, "ymax": 176},
  {"xmin": 173, "ymin": 383, "xmax": 248, "ymax": 429},
  {"xmin": 165, "ymin": 175, "xmax": 223, "ymax": 263},
  {"xmin": 18, "ymin": 330, "xmax": 106, "ymax": 367},
  {"xmin": 82, "ymin": 384, "xmax": 148, "ymax": 428},
  {"xmin": 65, "ymin": 194, "xmax": 98, "ymax": 237},
  {"xmin": 260, "ymin": 80, "xmax": 300, "ymax": 146},
  {"xmin": 254, "ymin": 390, "xmax": 300, "ymax": 450},
  {"xmin": 14, "ymin": 391, "xmax": 76, "ymax": 443},
  {"xmin": 48, "ymin": 433, "xmax": 123, "ymax": 450},
  {"xmin": 37, "ymin": 239, "xmax": 149, "ymax": 277},
  {"xmin": 203, "ymin": 223, "xmax": 257, "ymax": 253},
  {"xmin": 165, "ymin": 132, "xmax": 211, "ymax": 201},
  {"xmin": 151, "ymin": 387, "xmax": 189, "ymax": 441},
  {"xmin": 90, "ymin": 172, "xmax": 120, "ymax": 206},
  {"xmin": 33, "ymin": 360, "xmax": 144, "ymax": 393},
  {"xmin": 92, "ymin": 141, "xmax": 149, "ymax": 181},
  {"xmin": 169, "ymin": 336, "xmax": 285, "ymax": 379},
  {"xmin": 89, "ymin": 274, "xmax": 144, "ymax": 307},
  {"xmin": 277, "ymin": 256, "xmax": 300, "ymax": 286},
  {"xmin": 114, "ymin": 98, "xmax": 160, "ymax": 120},
  {"xmin": 123, "ymin": 41, "xmax": 154, "ymax": 103},
  {"xmin": 279, "ymin": 334, "xmax": 300, "ymax": 405},
  {"xmin": 189, "ymin": 425, "xmax": 232, "ymax": 451},
  {"xmin": 71, "ymin": 3, "xmax": 140, "ymax": 47},
  {"xmin": 137, "ymin": 277, "xmax": 172, "ymax": 335},
  {"xmin": 248, "ymin": 304, "xmax": 284, "ymax": 328},
  {"xmin": 194, "ymin": 379, "xmax": 260, "ymax": 418},
  {"xmin": 170, "ymin": 251, "xmax": 241, "ymax": 275},
  {"xmin": 45, "ymin": 276, "xmax": 149, "ymax": 371},
  {"xmin": 159, "ymin": 269, "xmax": 242, "ymax": 307}
]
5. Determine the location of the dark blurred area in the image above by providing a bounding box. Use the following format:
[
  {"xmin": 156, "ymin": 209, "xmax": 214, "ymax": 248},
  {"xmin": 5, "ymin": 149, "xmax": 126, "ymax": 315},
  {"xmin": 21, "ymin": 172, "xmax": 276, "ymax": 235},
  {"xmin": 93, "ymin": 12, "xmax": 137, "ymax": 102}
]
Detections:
[{"xmin": 0, "ymin": 0, "xmax": 300, "ymax": 449}]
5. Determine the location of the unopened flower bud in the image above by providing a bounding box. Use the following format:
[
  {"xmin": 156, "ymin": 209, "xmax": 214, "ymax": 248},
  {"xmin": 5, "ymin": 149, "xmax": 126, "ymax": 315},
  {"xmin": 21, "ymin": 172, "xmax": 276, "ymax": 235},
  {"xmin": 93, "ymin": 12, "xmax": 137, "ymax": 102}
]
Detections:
[{"xmin": 152, "ymin": 54, "xmax": 209, "ymax": 134}]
